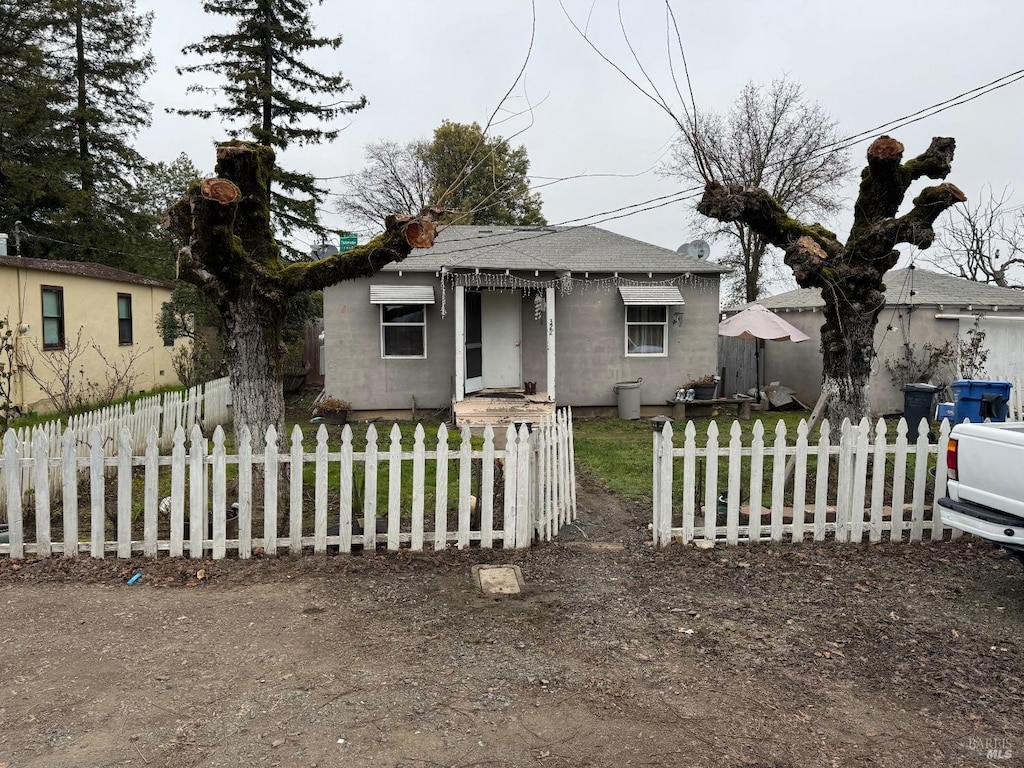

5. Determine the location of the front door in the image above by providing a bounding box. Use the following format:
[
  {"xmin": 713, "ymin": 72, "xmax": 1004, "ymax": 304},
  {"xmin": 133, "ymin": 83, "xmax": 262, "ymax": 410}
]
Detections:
[
  {"xmin": 481, "ymin": 291, "xmax": 522, "ymax": 388},
  {"xmin": 464, "ymin": 290, "xmax": 522, "ymax": 393}
]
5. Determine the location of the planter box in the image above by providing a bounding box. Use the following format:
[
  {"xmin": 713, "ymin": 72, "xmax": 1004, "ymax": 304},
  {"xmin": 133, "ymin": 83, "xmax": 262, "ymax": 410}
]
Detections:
[
  {"xmin": 316, "ymin": 410, "xmax": 348, "ymax": 425},
  {"xmin": 693, "ymin": 384, "xmax": 717, "ymax": 400}
]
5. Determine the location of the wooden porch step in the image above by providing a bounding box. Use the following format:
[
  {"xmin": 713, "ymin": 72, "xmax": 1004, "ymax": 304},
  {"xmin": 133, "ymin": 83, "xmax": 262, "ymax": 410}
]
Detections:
[{"xmin": 453, "ymin": 393, "xmax": 556, "ymax": 429}]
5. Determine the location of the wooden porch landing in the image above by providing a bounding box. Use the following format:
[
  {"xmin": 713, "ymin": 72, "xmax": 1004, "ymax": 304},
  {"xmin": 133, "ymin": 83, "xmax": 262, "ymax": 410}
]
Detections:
[{"xmin": 453, "ymin": 389, "xmax": 556, "ymax": 429}]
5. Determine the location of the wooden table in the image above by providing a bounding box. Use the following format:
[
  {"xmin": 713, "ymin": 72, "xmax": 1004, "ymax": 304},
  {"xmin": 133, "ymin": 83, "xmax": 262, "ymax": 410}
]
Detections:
[{"xmin": 668, "ymin": 398, "xmax": 753, "ymax": 421}]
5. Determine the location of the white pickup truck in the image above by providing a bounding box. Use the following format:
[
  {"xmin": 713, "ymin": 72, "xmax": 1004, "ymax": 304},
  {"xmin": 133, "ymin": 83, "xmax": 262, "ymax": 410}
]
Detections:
[{"xmin": 939, "ymin": 421, "xmax": 1024, "ymax": 562}]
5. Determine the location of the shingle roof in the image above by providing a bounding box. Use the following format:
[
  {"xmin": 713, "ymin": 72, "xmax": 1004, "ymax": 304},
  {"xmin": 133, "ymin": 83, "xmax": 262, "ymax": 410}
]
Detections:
[
  {"xmin": 382, "ymin": 225, "xmax": 730, "ymax": 274},
  {"xmin": 734, "ymin": 268, "xmax": 1024, "ymax": 312},
  {"xmin": 0, "ymin": 255, "xmax": 173, "ymax": 289}
]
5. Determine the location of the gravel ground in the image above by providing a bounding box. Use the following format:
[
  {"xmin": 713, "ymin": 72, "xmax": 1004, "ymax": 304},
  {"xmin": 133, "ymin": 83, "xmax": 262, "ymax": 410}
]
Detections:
[{"xmin": 0, "ymin": 473, "xmax": 1021, "ymax": 767}]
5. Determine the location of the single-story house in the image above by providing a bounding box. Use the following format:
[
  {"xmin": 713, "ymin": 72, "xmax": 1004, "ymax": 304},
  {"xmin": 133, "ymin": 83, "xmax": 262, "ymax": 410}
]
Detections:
[
  {"xmin": 0, "ymin": 247, "xmax": 183, "ymax": 415},
  {"xmin": 733, "ymin": 268, "xmax": 1024, "ymax": 416},
  {"xmin": 323, "ymin": 225, "xmax": 729, "ymax": 419}
]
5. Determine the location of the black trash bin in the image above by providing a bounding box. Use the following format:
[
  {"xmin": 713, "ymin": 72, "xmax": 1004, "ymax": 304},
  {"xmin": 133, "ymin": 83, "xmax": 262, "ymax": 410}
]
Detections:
[{"xmin": 902, "ymin": 383, "xmax": 940, "ymax": 442}]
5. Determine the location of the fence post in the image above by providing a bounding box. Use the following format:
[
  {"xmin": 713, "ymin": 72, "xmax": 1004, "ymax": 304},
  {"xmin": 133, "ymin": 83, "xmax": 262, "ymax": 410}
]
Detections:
[
  {"xmin": 3, "ymin": 430, "xmax": 23, "ymax": 558},
  {"xmin": 502, "ymin": 424, "xmax": 517, "ymax": 549},
  {"xmin": 515, "ymin": 423, "xmax": 532, "ymax": 548},
  {"xmin": 650, "ymin": 416, "xmax": 671, "ymax": 547}
]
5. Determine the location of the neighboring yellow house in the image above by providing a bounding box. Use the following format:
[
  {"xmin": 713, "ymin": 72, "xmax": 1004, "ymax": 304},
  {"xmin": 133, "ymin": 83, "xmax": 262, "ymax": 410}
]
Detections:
[{"xmin": 0, "ymin": 252, "xmax": 183, "ymax": 414}]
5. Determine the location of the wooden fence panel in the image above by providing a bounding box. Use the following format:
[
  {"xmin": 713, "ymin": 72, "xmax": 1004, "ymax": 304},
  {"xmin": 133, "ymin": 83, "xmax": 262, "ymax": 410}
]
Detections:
[
  {"xmin": 238, "ymin": 426, "xmax": 253, "ymax": 559},
  {"xmin": 654, "ymin": 414, "xmax": 955, "ymax": 549},
  {"xmin": 212, "ymin": 427, "xmax": 227, "ymax": 560},
  {"xmin": 33, "ymin": 429, "xmax": 51, "ymax": 558},
  {"xmin": 0, "ymin": 410, "xmax": 576, "ymax": 560},
  {"xmin": 481, "ymin": 425, "xmax": 495, "ymax": 548},
  {"xmin": 339, "ymin": 425, "xmax": 354, "ymax": 554},
  {"xmin": 387, "ymin": 424, "xmax": 403, "ymax": 551},
  {"xmin": 791, "ymin": 420, "xmax": 809, "ymax": 542},
  {"xmin": 144, "ymin": 425, "xmax": 159, "ymax": 557},
  {"xmin": 89, "ymin": 428, "xmax": 104, "ymax": 558},
  {"xmin": 62, "ymin": 429, "xmax": 78, "ymax": 557},
  {"xmin": 363, "ymin": 425, "xmax": 379, "ymax": 550},
  {"xmin": 411, "ymin": 425, "xmax": 426, "ymax": 551},
  {"xmin": 314, "ymin": 426, "xmax": 328, "ymax": 554},
  {"xmin": 117, "ymin": 428, "xmax": 132, "ymax": 558},
  {"xmin": 263, "ymin": 426, "xmax": 279, "ymax": 556},
  {"xmin": 289, "ymin": 426, "xmax": 304, "ymax": 555}
]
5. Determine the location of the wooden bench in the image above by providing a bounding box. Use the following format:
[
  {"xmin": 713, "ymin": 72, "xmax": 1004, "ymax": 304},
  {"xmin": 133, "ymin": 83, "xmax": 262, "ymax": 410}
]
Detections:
[{"xmin": 668, "ymin": 398, "xmax": 753, "ymax": 421}]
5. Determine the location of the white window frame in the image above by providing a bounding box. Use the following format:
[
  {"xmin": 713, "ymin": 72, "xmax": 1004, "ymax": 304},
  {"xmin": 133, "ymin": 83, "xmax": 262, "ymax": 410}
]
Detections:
[
  {"xmin": 624, "ymin": 305, "xmax": 669, "ymax": 357},
  {"xmin": 380, "ymin": 303, "xmax": 427, "ymax": 359}
]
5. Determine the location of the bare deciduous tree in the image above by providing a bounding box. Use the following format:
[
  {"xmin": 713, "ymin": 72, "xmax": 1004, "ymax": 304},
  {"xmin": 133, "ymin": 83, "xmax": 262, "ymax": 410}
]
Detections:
[
  {"xmin": 20, "ymin": 327, "xmax": 147, "ymax": 413},
  {"xmin": 928, "ymin": 187, "xmax": 1024, "ymax": 288},
  {"xmin": 336, "ymin": 139, "xmax": 432, "ymax": 233},
  {"xmin": 663, "ymin": 77, "xmax": 853, "ymax": 304}
]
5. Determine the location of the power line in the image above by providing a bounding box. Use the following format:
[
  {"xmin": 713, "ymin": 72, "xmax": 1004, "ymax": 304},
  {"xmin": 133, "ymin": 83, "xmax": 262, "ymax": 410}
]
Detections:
[{"xmin": 28, "ymin": 66, "xmax": 1024, "ymax": 263}]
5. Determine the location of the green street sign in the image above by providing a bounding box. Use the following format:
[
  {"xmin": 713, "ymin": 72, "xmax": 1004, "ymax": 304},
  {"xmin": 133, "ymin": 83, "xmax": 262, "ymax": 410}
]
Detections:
[{"xmin": 339, "ymin": 235, "xmax": 358, "ymax": 253}]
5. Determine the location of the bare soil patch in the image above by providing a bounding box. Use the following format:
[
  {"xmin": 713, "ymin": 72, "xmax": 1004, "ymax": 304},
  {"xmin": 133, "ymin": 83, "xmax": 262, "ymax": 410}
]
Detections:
[{"xmin": 0, "ymin": 472, "xmax": 1021, "ymax": 767}]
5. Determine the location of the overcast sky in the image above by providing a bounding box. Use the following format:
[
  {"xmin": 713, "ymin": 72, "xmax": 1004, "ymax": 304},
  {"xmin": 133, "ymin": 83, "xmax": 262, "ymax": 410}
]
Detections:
[{"xmin": 134, "ymin": 0, "xmax": 1024, "ymax": 285}]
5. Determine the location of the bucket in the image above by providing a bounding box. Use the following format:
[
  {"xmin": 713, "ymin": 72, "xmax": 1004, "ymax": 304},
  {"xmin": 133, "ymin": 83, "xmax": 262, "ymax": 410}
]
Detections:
[{"xmin": 613, "ymin": 377, "xmax": 642, "ymax": 419}]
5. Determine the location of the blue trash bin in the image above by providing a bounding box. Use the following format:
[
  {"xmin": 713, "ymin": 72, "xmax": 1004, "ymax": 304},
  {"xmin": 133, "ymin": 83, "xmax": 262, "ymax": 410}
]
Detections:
[
  {"xmin": 935, "ymin": 402, "xmax": 955, "ymax": 423},
  {"xmin": 950, "ymin": 380, "xmax": 1013, "ymax": 423}
]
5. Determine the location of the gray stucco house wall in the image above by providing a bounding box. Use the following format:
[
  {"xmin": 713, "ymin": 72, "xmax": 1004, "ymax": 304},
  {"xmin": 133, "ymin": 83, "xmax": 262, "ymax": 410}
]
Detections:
[
  {"xmin": 739, "ymin": 268, "xmax": 1024, "ymax": 416},
  {"xmin": 323, "ymin": 226, "xmax": 727, "ymax": 414}
]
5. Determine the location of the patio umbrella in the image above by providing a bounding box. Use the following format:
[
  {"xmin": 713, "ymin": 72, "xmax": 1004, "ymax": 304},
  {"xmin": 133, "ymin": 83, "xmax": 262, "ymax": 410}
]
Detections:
[{"xmin": 718, "ymin": 304, "xmax": 811, "ymax": 403}]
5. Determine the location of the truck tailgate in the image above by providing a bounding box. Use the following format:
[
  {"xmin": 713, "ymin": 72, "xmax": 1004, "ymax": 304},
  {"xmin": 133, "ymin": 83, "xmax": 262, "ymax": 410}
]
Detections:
[{"xmin": 951, "ymin": 422, "xmax": 1024, "ymax": 520}]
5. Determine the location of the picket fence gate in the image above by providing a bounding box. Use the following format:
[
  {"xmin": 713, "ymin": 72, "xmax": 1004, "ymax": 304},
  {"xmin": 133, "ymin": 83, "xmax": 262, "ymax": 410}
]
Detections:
[
  {"xmin": 0, "ymin": 408, "xmax": 576, "ymax": 559},
  {"xmin": 0, "ymin": 376, "xmax": 231, "ymax": 509},
  {"xmin": 652, "ymin": 416, "xmax": 955, "ymax": 547}
]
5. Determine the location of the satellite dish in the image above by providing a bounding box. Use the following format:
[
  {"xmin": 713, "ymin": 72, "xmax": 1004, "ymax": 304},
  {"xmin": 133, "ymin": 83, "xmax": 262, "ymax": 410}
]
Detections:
[
  {"xmin": 311, "ymin": 243, "xmax": 339, "ymax": 260},
  {"xmin": 676, "ymin": 240, "xmax": 711, "ymax": 259}
]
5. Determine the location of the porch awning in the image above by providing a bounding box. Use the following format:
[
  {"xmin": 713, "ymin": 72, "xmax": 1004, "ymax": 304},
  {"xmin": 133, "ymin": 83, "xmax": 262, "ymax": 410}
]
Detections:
[
  {"xmin": 369, "ymin": 285, "xmax": 436, "ymax": 304},
  {"xmin": 618, "ymin": 286, "xmax": 685, "ymax": 306}
]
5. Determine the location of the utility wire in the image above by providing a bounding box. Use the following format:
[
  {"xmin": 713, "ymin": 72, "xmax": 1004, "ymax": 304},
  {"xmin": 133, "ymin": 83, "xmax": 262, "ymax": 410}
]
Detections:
[{"xmin": 28, "ymin": 66, "xmax": 1024, "ymax": 262}]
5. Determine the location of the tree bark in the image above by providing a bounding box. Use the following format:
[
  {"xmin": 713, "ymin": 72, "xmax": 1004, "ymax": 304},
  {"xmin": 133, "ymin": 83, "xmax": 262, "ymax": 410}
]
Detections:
[
  {"xmin": 698, "ymin": 136, "xmax": 966, "ymax": 424},
  {"xmin": 167, "ymin": 141, "xmax": 442, "ymax": 442}
]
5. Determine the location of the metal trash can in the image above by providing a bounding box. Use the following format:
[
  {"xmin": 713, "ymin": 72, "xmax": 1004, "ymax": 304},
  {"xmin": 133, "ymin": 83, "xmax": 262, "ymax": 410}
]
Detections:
[
  {"xmin": 951, "ymin": 379, "xmax": 1013, "ymax": 423},
  {"xmin": 902, "ymin": 383, "xmax": 939, "ymax": 442},
  {"xmin": 613, "ymin": 378, "xmax": 642, "ymax": 419}
]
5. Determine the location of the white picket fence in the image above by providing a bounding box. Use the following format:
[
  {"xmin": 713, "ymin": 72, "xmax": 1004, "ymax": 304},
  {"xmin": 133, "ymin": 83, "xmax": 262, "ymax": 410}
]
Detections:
[
  {"xmin": 0, "ymin": 408, "xmax": 576, "ymax": 558},
  {"xmin": 652, "ymin": 416, "xmax": 954, "ymax": 547},
  {"xmin": 0, "ymin": 377, "xmax": 230, "ymax": 509}
]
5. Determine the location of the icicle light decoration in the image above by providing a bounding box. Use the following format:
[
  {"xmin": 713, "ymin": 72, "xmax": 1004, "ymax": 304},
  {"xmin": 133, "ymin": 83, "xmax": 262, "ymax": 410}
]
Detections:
[{"xmin": 437, "ymin": 270, "xmax": 714, "ymax": 317}]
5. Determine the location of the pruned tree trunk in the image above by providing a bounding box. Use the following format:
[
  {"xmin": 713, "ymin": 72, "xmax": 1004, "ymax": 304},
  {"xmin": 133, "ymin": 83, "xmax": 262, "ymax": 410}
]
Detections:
[
  {"xmin": 698, "ymin": 136, "xmax": 966, "ymax": 423},
  {"xmin": 167, "ymin": 141, "xmax": 442, "ymax": 441}
]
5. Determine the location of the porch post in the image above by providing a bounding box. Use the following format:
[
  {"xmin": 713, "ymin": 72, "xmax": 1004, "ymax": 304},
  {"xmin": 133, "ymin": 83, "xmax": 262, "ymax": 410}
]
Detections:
[
  {"xmin": 454, "ymin": 284, "xmax": 466, "ymax": 403},
  {"xmin": 545, "ymin": 286, "xmax": 556, "ymax": 402}
]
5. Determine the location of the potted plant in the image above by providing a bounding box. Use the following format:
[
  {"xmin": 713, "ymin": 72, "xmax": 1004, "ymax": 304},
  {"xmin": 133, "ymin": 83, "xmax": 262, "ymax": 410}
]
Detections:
[
  {"xmin": 314, "ymin": 395, "xmax": 351, "ymax": 425},
  {"xmin": 682, "ymin": 374, "xmax": 718, "ymax": 401}
]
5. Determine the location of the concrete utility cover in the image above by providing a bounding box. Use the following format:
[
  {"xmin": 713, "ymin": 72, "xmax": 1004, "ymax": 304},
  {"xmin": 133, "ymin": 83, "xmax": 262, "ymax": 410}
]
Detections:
[{"xmin": 472, "ymin": 565, "xmax": 525, "ymax": 595}]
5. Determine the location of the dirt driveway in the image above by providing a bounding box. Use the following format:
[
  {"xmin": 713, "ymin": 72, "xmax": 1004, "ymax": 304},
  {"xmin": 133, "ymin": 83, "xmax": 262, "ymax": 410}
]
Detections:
[{"xmin": 0, "ymin": 474, "xmax": 1022, "ymax": 768}]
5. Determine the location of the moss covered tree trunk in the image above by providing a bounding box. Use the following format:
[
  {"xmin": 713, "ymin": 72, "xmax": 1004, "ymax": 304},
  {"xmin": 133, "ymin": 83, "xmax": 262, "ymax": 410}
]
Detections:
[
  {"xmin": 168, "ymin": 142, "xmax": 442, "ymax": 441},
  {"xmin": 698, "ymin": 136, "xmax": 966, "ymax": 424}
]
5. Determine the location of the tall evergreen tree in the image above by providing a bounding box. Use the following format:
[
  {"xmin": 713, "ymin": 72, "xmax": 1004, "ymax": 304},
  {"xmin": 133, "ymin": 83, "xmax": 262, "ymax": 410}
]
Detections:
[
  {"xmin": 175, "ymin": 0, "xmax": 367, "ymax": 256},
  {"xmin": 41, "ymin": 0, "xmax": 155, "ymax": 269},
  {"xmin": 0, "ymin": 4, "xmax": 74, "ymax": 255}
]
